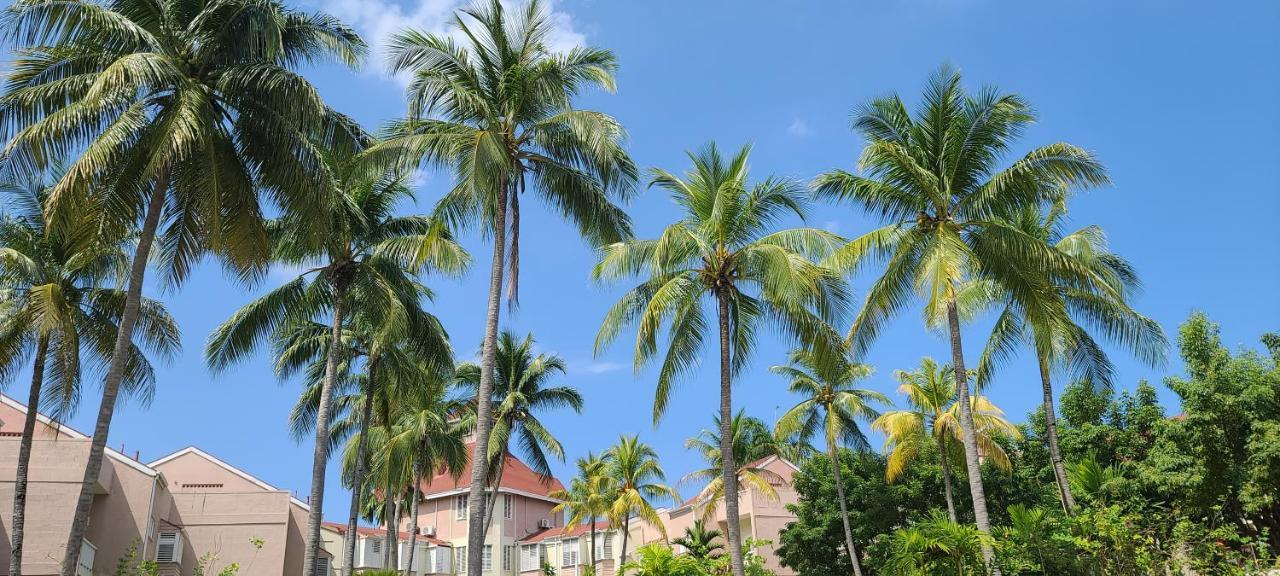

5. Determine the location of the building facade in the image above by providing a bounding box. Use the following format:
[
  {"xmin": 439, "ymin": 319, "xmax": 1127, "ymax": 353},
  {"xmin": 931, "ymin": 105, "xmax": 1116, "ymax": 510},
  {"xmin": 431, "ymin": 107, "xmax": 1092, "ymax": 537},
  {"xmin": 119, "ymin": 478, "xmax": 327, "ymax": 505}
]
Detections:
[{"xmin": 0, "ymin": 395, "xmax": 324, "ymax": 576}]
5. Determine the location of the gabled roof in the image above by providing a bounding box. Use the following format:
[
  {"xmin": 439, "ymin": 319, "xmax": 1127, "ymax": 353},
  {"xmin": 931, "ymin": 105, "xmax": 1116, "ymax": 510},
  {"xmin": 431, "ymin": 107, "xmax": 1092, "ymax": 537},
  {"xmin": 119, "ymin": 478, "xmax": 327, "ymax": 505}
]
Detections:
[
  {"xmin": 321, "ymin": 522, "xmax": 450, "ymax": 547},
  {"xmin": 0, "ymin": 394, "xmax": 157, "ymax": 477},
  {"xmin": 518, "ymin": 520, "xmax": 610, "ymax": 544},
  {"xmin": 149, "ymin": 446, "xmax": 310, "ymax": 510},
  {"xmin": 672, "ymin": 456, "xmax": 799, "ymax": 512},
  {"xmin": 417, "ymin": 444, "xmax": 565, "ymax": 501}
]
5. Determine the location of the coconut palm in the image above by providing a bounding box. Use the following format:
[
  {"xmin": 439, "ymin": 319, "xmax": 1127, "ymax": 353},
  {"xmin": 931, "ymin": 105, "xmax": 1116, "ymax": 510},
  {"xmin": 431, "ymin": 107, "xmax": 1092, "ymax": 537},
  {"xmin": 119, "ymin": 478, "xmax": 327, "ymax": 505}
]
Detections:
[
  {"xmin": 370, "ymin": 3, "xmax": 637, "ymax": 569},
  {"xmin": 0, "ymin": 0, "xmax": 365, "ymax": 569},
  {"xmin": 871, "ymin": 358, "xmax": 1021, "ymax": 522},
  {"xmin": 605, "ymin": 435, "xmax": 679, "ymax": 566},
  {"xmin": 455, "ymin": 330, "xmax": 582, "ymax": 532},
  {"xmin": 682, "ymin": 411, "xmax": 788, "ymax": 524},
  {"xmin": 672, "ymin": 520, "xmax": 725, "ymax": 561},
  {"xmin": 594, "ymin": 142, "xmax": 847, "ymax": 576},
  {"xmin": 0, "ymin": 170, "xmax": 179, "ymax": 576},
  {"xmin": 206, "ymin": 150, "xmax": 464, "ymax": 573},
  {"xmin": 814, "ymin": 66, "xmax": 1109, "ymax": 569},
  {"xmin": 772, "ymin": 347, "xmax": 888, "ymax": 576},
  {"xmin": 973, "ymin": 197, "xmax": 1166, "ymax": 513},
  {"xmin": 884, "ymin": 511, "xmax": 996, "ymax": 576},
  {"xmin": 552, "ymin": 452, "xmax": 617, "ymax": 570}
]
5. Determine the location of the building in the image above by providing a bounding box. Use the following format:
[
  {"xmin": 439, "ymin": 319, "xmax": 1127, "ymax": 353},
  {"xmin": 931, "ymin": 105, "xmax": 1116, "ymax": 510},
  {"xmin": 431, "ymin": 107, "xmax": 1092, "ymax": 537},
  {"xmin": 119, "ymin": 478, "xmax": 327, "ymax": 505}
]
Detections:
[
  {"xmin": 627, "ymin": 456, "xmax": 801, "ymax": 576},
  {"xmin": 515, "ymin": 520, "xmax": 622, "ymax": 576},
  {"xmin": 0, "ymin": 395, "xmax": 325, "ymax": 576}
]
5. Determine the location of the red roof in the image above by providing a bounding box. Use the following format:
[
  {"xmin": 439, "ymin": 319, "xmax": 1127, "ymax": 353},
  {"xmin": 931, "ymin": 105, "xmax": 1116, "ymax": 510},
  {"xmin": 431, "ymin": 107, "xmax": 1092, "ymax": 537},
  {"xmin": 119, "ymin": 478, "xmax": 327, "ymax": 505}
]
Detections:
[
  {"xmin": 321, "ymin": 521, "xmax": 450, "ymax": 547},
  {"xmin": 418, "ymin": 444, "xmax": 565, "ymax": 499},
  {"xmin": 518, "ymin": 521, "xmax": 610, "ymax": 544}
]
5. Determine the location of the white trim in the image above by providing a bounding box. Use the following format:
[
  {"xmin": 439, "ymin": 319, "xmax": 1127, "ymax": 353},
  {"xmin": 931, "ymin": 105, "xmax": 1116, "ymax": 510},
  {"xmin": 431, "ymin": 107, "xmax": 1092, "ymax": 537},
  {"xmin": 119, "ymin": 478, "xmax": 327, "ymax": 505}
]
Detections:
[
  {"xmin": 0, "ymin": 394, "xmax": 157, "ymax": 476},
  {"xmin": 753, "ymin": 455, "xmax": 800, "ymax": 472},
  {"xmin": 149, "ymin": 446, "xmax": 311, "ymax": 511},
  {"xmin": 426, "ymin": 486, "xmax": 563, "ymax": 504}
]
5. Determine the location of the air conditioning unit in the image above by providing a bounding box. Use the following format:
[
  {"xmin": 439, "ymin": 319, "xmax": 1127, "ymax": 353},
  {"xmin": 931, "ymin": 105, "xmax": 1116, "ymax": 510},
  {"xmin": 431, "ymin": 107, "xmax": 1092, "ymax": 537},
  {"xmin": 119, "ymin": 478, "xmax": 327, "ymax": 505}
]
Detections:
[
  {"xmin": 422, "ymin": 525, "xmax": 436, "ymax": 537},
  {"xmin": 538, "ymin": 519, "xmax": 553, "ymax": 529}
]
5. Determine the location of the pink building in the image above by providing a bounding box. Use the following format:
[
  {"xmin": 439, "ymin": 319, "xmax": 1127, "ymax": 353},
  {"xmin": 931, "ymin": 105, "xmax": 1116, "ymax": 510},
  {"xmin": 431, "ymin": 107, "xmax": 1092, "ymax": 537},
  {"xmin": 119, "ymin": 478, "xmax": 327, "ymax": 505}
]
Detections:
[
  {"xmin": 627, "ymin": 456, "xmax": 801, "ymax": 576},
  {"xmin": 0, "ymin": 395, "xmax": 325, "ymax": 576}
]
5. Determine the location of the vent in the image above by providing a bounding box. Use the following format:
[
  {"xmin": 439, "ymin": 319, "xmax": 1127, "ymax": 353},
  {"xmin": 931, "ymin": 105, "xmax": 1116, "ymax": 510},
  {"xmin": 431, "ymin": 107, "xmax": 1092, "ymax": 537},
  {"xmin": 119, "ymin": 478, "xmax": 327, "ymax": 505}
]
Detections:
[
  {"xmin": 538, "ymin": 519, "xmax": 553, "ymax": 529},
  {"xmin": 313, "ymin": 555, "xmax": 330, "ymax": 576},
  {"xmin": 180, "ymin": 483, "xmax": 224, "ymax": 489},
  {"xmin": 156, "ymin": 532, "xmax": 182, "ymax": 564}
]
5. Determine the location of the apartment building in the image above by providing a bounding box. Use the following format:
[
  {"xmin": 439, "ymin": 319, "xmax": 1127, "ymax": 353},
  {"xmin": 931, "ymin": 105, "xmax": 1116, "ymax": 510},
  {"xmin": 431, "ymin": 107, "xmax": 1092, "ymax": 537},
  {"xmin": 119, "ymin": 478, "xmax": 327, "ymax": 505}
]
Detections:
[{"xmin": 0, "ymin": 395, "xmax": 324, "ymax": 576}]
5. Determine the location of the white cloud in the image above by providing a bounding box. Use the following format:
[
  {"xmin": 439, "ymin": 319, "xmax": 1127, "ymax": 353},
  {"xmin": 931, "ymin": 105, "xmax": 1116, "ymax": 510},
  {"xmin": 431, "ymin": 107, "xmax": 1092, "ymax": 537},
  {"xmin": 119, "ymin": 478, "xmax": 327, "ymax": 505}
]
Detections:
[
  {"xmin": 579, "ymin": 361, "xmax": 624, "ymax": 375},
  {"xmin": 787, "ymin": 118, "xmax": 812, "ymax": 138},
  {"xmin": 320, "ymin": 0, "xmax": 586, "ymax": 85},
  {"xmin": 823, "ymin": 220, "xmax": 842, "ymax": 234}
]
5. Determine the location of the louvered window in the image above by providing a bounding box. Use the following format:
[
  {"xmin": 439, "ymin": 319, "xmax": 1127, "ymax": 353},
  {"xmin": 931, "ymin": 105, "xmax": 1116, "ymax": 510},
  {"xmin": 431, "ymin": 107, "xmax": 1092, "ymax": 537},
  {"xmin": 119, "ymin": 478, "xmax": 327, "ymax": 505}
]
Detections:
[
  {"xmin": 156, "ymin": 532, "xmax": 182, "ymax": 564},
  {"xmin": 313, "ymin": 555, "xmax": 330, "ymax": 576}
]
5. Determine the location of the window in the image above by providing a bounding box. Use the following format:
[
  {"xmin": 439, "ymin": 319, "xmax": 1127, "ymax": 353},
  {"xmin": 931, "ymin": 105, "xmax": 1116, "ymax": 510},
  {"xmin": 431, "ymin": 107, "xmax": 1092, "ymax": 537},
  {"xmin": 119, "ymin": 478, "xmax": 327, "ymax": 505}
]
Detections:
[
  {"xmin": 520, "ymin": 544, "xmax": 541, "ymax": 572},
  {"xmin": 313, "ymin": 555, "xmax": 330, "ymax": 576},
  {"xmin": 455, "ymin": 494, "xmax": 469, "ymax": 520},
  {"xmin": 156, "ymin": 532, "xmax": 182, "ymax": 564},
  {"xmin": 601, "ymin": 533, "xmax": 614, "ymax": 558},
  {"xmin": 561, "ymin": 538, "xmax": 579, "ymax": 567},
  {"xmin": 482, "ymin": 545, "xmax": 492, "ymax": 571},
  {"xmin": 371, "ymin": 539, "xmax": 382, "ymax": 554},
  {"xmin": 502, "ymin": 545, "xmax": 513, "ymax": 571},
  {"xmin": 503, "ymin": 493, "xmax": 514, "ymax": 519},
  {"xmin": 454, "ymin": 546, "xmax": 467, "ymax": 574}
]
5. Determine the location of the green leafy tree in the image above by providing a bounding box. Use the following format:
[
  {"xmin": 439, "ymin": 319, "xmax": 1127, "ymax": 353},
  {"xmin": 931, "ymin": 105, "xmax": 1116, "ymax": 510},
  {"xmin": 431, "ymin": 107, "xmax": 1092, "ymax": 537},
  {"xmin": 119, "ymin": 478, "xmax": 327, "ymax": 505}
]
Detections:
[
  {"xmin": 974, "ymin": 196, "xmax": 1166, "ymax": 512},
  {"xmin": 0, "ymin": 170, "xmax": 179, "ymax": 576},
  {"xmin": 371, "ymin": 3, "xmax": 638, "ymax": 570},
  {"xmin": 206, "ymin": 148, "xmax": 463, "ymax": 572},
  {"xmin": 872, "ymin": 357, "xmax": 1020, "ymax": 522},
  {"xmin": 594, "ymin": 142, "xmax": 847, "ymax": 576},
  {"xmin": 772, "ymin": 347, "xmax": 887, "ymax": 576},
  {"xmin": 456, "ymin": 330, "xmax": 583, "ymax": 532},
  {"xmin": 672, "ymin": 520, "xmax": 725, "ymax": 561},
  {"xmin": 682, "ymin": 412, "xmax": 787, "ymax": 522},
  {"xmin": 815, "ymin": 66, "xmax": 1108, "ymax": 569},
  {"xmin": 0, "ymin": 0, "xmax": 365, "ymax": 569},
  {"xmin": 552, "ymin": 453, "xmax": 618, "ymax": 570},
  {"xmin": 605, "ymin": 435, "xmax": 680, "ymax": 565},
  {"xmin": 618, "ymin": 544, "xmax": 703, "ymax": 576},
  {"xmin": 884, "ymin": 511, "xmax": 994, "ymax": 576}
]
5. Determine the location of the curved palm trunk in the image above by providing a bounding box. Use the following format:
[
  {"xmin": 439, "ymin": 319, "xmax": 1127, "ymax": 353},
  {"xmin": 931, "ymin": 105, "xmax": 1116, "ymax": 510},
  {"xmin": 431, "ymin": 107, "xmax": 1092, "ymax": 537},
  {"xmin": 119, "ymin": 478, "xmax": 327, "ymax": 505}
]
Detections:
[
  {"xmin": 1038, "ymin": 356, "xmax": 1076, "ymax": 513},
  {"xmin": 716, "ymin": 290, "xmax": 746, "ymax": 576},
  {"xmin": 62, "ymin": 173, "xmax": 167, "ymax": 576},
  {"xmin": 10, "ymin": 335, "xmax": 49, "ymax": 576},
  {"xmin": 304, "ymin": 274, "xmax": 349, "ymax": 576},
  {"xmin": 938, "ymin": 438, "xmax": 958, "ymax": 523},
  {"xmin": 945, "ymin": 297, "xmax": 999, "ymax": 574},
  {"xmin": 406, "ymin": 458, "xmax": 422, "ymax": 576},
  {"xmin": 481, "ymin": 452, "xmax": 509, "ymax": 534},
  {"xmin": 827, "ymin": 444, "xmax": 864, "ymax": 576},
  {"xmin": 344, "ymin": 378, "xmax": 377, "ymax": 575},
  {"xmin": 467, "ymin": 181, "xmax": 508, "ymax": 576}
]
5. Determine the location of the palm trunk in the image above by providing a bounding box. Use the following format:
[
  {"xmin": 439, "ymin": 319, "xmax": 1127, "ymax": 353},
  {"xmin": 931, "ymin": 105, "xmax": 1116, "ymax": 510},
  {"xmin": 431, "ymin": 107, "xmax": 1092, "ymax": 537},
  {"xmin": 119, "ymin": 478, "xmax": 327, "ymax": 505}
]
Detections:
[
  {"xmin": 10, "ymin": 335, "xmax": 49, "ymax": 576},
  {"xmin": 467, "ymin": 180, "xmax": 508, "ymax": 576},
  {"xmin": 828, "ymin": 444, "xmax": 864, "ymax": 576},
  {"xmin": 61, "ymin": 171, "xmax": 167, "ymax": 576},
  {"xmin": 619, "ymin": 516, "xmax": 630, "ymax": 567},
  {"xmin": 1038, "ymin": 356, "xmax": 1076, "ymax": 514},
  {"xmin": 384, "ymin": 491, "xmax": 394, "ymax": 568},
  {"xmin": 304, "ymin": 271, "xmax": 349, "ymax": 576},
  {"xmin": 407, "ymin": 458, "xmax": 422, "ymax": 576},
  {"xmin": 939, "ymin": 438, "xmax": 958, "ymax": 523},
  {"xmin": 344, "ymin": 376, "xmax": 377, "ymax": 575},
  {"xmin": 944, "ymin": 295, "xmax": 999, "ymax": 574},
  {"xmin": 716, "ymin": 289, "xmax": 746, "ymax": 576},
  {"xmin": 389, "ymin": 497, "xmax": 401, "ymax": 571},
  {"xmin": 482, "ymin": 453, "xmax": 509, "ymax": 534},
  {"xmin": 589, "ymin": 523, "xmax": 597, "ymax": 572}
]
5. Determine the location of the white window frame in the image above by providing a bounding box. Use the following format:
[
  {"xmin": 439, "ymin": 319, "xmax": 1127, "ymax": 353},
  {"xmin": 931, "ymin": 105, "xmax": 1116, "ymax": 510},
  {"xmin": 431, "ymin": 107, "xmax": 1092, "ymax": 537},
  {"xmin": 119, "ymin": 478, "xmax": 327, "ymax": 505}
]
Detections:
[
  {"xmin": 520, "ymin": 544, "xmax": 540, "ymax": 572},
  {"xmin": 503, "ymin": 493, "xmax": 514, "ymax": 519},
  {"xmin": 156, "ymin": 531, "xmax": 183, "ymax": 564},
  {"xmin": 502, "ymin": 545, "xmax": 513, "ymax": 571},
  {"xmin": 371, "ymin": 539, "xmax": 382, "ymax": 554},
  {"xmin": 455, "ymin": 494, "xmax": 469, "ymax": 520},
  {"xmin": 561, "ymin": 538, "xmax": 579, "ymax": 567},
  {"xmin": 454, "ymin": 546, "xmax": 468, "ymax": 574},
  {"xmin": 482, "ymin": 545, "xmax": 492, "ymax": 571}
]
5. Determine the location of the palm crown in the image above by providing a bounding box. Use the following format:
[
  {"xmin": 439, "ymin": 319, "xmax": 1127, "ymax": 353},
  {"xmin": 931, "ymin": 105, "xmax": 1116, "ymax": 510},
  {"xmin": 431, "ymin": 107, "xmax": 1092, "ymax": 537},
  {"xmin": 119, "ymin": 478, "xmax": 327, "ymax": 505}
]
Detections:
[
  {"xmin": 682, "ymin": 411, "xmax": 786, "ymax": 520},
  {"xmin": 773, "ymin": 347, "xmax": 888, "ymax": 452}
]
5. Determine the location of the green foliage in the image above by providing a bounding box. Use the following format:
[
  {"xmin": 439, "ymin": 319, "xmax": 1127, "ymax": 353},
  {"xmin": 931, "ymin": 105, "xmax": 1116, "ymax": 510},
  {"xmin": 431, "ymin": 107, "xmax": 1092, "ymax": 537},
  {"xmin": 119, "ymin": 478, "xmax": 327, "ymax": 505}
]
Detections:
[
  {"xmin": 111, "ymin": 542, "xmax": 157, "ymax": 576},
  {"xmin": 620, "ymin": 544, "xmax": 705, "ymax": 576}
]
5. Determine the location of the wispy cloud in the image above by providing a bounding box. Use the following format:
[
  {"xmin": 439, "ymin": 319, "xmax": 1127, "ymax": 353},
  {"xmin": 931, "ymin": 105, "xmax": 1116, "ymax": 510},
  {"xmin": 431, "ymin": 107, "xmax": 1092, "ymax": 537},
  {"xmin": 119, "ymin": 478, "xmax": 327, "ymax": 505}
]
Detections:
[
  {"xmin": 787, "ymin": 118, "xmax": 812, "ymax": 138},
  {"xmin": 321, "ymin": 0, "xmax": 586, "ymax": 85},
  {"xmin": 578, "ymin": 360, "xmax": 625, "ymax": 375}
]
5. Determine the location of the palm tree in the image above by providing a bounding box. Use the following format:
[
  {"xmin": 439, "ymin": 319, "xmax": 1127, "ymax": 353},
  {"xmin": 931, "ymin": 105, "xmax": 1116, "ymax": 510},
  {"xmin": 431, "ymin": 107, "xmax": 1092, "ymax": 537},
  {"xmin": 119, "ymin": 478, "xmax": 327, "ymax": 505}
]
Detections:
[
  {"xmin": 594, "ymin": 143, "xmax": 847, "ymax": 576},
  {"xmin": 974, "ymin": 197, "xmax": 1166, "ymax": 513},
  {"xmin": 552, "ymin": 453, "xmax": 617, "ymax": 571},
  {"xmin": 772, "ymin": 347, "xmax": 888, "ymax": 576},
  {"xmin": 672, "ymin": 520, "xmax": 724, "ymax": 561},
  {"xmin": 618, "ymin": 544, "xmax": 703, "ymax": 576},
  {"xmin": 871, "ymin": 358, "xmax": 1021, "ymax": 522},
  {"xmin": 455, "ymin": 330, "xmax": 583, "ymax": 532},
  {"xmin": 0, "ymin": 170, "xmax": 179, "ymax": 576},
  {"xmin": 682, "ymin": 412, "xmax": 787, "ymax": 523},
  {"xmin": 206, "ymin": 150, "xmax": 464, "ymax": 573},
  {"xmin": 0, "ymin": 1, "xmax": 365, "ymax": 570},
  {"xmin": 605, "ymin": 435, "xmax": 679, "ymax": 566},
  {"xmin": 884, "ymin": 511, "xmax": 995, "ymax": 576},
  {"xmin": 814, "ymin": 65, "xmax": 1109, "ymax": 569},
  {"xmin": 370, "ymin": 3, "xmax": 637, "ymax": 570}
]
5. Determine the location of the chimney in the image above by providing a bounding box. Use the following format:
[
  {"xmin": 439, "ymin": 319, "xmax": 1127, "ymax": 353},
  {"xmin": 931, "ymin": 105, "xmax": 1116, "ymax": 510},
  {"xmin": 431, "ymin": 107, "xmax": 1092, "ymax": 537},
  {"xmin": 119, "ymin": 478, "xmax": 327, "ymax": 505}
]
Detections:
[{"xmin": 134, "ymin": 450, "xmax": 140, "ymax": 462}]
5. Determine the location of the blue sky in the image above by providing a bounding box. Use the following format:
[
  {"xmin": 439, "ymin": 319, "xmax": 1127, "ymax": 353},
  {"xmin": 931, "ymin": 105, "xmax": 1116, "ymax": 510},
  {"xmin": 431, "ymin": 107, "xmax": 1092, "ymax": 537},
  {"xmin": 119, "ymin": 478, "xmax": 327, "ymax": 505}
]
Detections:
[{"xmin": 9, "ymin": 0, "xmax": 1279, "ymax": 522}]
